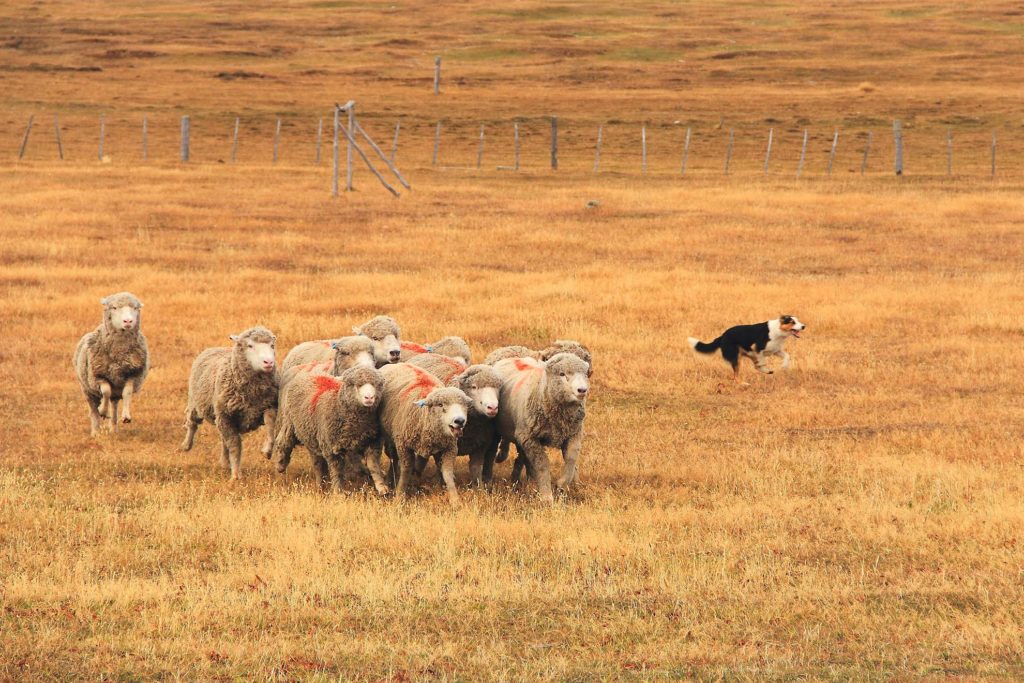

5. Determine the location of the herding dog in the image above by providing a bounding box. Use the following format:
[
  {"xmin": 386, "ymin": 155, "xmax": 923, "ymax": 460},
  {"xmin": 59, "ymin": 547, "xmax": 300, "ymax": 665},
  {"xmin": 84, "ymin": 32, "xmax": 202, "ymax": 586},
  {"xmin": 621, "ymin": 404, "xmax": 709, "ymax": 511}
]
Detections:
[{"xmin": 688, "ymin": 315, "xmax": 806, "ymax": 382}]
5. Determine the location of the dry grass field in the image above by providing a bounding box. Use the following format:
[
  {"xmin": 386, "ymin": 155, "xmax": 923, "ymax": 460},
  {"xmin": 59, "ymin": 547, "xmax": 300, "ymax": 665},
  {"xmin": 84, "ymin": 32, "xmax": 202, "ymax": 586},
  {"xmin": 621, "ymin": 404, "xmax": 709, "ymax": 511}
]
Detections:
[{"xmin": 3, "ymin": 1, "xmax": 1024, "ymax": 681}]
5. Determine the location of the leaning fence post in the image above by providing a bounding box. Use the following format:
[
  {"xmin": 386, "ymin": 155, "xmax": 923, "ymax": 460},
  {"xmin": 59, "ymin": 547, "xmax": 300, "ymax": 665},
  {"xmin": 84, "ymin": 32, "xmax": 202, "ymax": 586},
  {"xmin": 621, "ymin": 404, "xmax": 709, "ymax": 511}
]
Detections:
[
  {"xmin": 477, "ymin": 124, "xmax": 485, "ymax": 168},
  {"xmin": 514, "ymin": 122, "xmax": 520, "ymax": 171},
  {"xmin": 797, "ymin": 129, "xmax": 808, "ymax": 178},
  {"xmin": 861, "ymin": 131, "xmax": 872, "ymax": 175},
  {"xmin": 724, "ymin": 129, "xmax": 734, "ymax": 175},
  {"xmin": 315, "ymin": 118, "xmax": 323, "ymax": 165},
  {"xmin": 54, "ymin": 115, "xmax": 64, "ymax": 161},
  {"xmin": 550, "ymin": 116, "xmax": 558, "ymax": 170},
  {"xmin": 18, "ymin": 115, "xmax": 34, "ymax": 160},
  {"xmin": 593, "ymin": 125, "xmax": 603, "ymax": 172},
  {"xmin": 142, "ymin": 116, "xmax": 148, "ymax": 161},
  {"xmin": 432, "ymin": 121, "xmax": 441, "ymax": 166},
  {"xmin": 641, "ymin": 125, "xmax": 647, "ymax": 174},
  {"xmin": 390, "ymin": 122, "xmax": 400, "ymax": 164},
  {"xmin": 180, "ymin": 115, "xmax": 190, "ymax": 162},
  {"xmin": 98, "ymin": 114, "xmax": 105, "ymax": 161},
  {"xmin": 434, "ymin": 56, "xmax": 442, "ymax": 95},
  {"xmin": 354, "ymin": 121, "xmax": 411, "ymax": 190},
  {"xmin": 346, "ymin": 105, "xmax": 354, "ymax": 191},
  {"xmin": 763, "ymin": 128, "xmax": 773, "ymax": 175},
  {"xmin": 827, "ymin": 130, "xmax": 838, "ymax": 176},
  {"xmin": 680, "ymin": 127, "xmax": 691, "ymax": 176},
  {"xmin": 893, "ymin": 120, "xmax": 903, "ymax": 176},
  {"xmin": 946, "ymin": 129, "xmax": 952, "ymax": 176},
  {"xmin": 272, "ymin": 118, "xmax": 281, "ymax": 164},
  {"xmin": 332, "ymin": 108, "xmax": 340, "ymax": 197},
  {"xmin": 231, "ymin": 117, "xmax": 239, "ymax": 163},
  {"xmin": 991, "ymin": 130, "xmax": 997, "ymax": 179}
]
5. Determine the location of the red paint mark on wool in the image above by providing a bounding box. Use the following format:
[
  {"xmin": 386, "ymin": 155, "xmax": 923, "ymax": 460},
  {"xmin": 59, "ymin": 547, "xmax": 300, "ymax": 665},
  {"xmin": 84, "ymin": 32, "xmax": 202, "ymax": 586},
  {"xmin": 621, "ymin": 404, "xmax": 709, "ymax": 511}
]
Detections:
[
  {"xmin": 511, "ymin": 362, "xmax": 542, "ymax": 395},
  {"xmin": 400, "ymin": 366, "xmax": 442, "ymax": 401},
  {"xmin": 319, "ymin": 341, "xmax": 332, "ymax": 347},
  {"xmin": 437, "ymin": 356, "xmax": 467, "ymax": 383},
  {"xmin": 513, "ymin": 359, "xmax": 539, "ymax": 372},
  {"xmin": 309, "ymin": 375, "xmax": 341, "ymax": 412},
  {"xmin": 401, "ymin": 341, "xmax": 429, "ymax": 354}
]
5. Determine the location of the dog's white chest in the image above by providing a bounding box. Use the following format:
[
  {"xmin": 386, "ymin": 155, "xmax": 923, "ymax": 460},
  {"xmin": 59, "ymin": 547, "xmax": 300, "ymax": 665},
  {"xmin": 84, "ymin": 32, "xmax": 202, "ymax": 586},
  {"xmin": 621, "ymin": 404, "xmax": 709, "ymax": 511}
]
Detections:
[{"xmin": 765, "ymin": 336, "xmax": 787, "ymax": 354}]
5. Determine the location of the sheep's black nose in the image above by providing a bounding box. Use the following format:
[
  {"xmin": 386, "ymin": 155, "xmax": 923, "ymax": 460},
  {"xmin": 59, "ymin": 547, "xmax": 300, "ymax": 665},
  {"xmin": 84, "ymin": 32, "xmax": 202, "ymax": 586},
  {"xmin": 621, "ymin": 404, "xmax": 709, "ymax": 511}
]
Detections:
[
  {"xmin": 453, "ymin": 416, "xmax": 466, "ymax": 427},
  {"xmin": 389, "ymin": 349, "xmax": 401, "ymax": 358}
]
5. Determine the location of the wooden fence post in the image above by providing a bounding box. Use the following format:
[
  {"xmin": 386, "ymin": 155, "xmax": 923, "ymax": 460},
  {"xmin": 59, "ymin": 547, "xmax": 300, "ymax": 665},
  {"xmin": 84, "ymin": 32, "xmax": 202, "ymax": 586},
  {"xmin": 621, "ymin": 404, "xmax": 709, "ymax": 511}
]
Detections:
[
  {"xmin": 273, "ymin": 118, "xmax": 281, "ymax": 164},
  {"xmin": 797, "ymin": 129, "xmax": 808, "ymax": 178},
  {"xmin": 593, "ymin": 125, "xmax": 603, "ymax": 172},
  {"xmin": 641, "ymin": 125, "xmax": 647, "ymax": 174},
  {"xmin": 432, "ymin": 121, "xmax": 441, "ymax": 166},
  {"xmin": 550, "ymin": 116, "xmax": 558, "ymax": 170},
  {"xmin": 337, "ymin": 119, "xmax": 400, "ymax": 197},
  {"xmin": 827, "ymin": 130, "xmax": 838, "ymax": 176},
  {"xmin": 893, "ymin": 120, "xmax": 903, "ymax": 176},
  {"xmin": 514, "ymin": 122, "xmax": 520, "ymax": 171},
  {"xmin": 434, "ymin": 56, "xmax": 441, "ymax": 95},
  {"xmin": 346, "ymin": 105, "xmax": 354, "ymax": 191},
  {"xmin": 142, "ymin": 116, "xmax": 148, "ymax": 161},
  {"xmin": 390, "ymin": 122, "xmax": 400, "ymax": 164},
  {"xmin": 332, "ymin": 107, "xmax": 340, "ymax": 197},
  {"xmin": 991, "ymin": 130, "xmax": 997, "ymax": 179},
  {"xmin": 231, "ymin": 117, "xmax": 239, "ymax": 163},
  {"xmin": 946, "ymin": 129, "xmax": 952, "ymax": 176},
  {"xmin": 680, "ymin": 127, "xmax": 691, "ymax": 176},
  {"xmin": 861, "ymin": 131, "xmax": 872, "ymax": 175},
  {"xmin": 724, "ymin": 129, "xmax": 734, "ymax": 175},
  {"xmin": 315, "ymin": 118, "xmax": 323, "ymax": 165},
  {"xmin": 354, "ymin": 121, "xmax": 411, "ymax": 190},
  {"xmin": 180, "ymin": 115, "xmax": 190, "ymax": 162},
  {"xmin": 18, "ymin": 115, "xmax": 34, "ymax": 160},
  {"xmin": 477, "ymin": 124, "xmax": 485, "ymax": 168},
  {"xmin": 98, "ymin": 114, "xmax": 105, "ymax": 161},
  {"xmin": 763, "ymin": 128, "xmax": 773, "ymax": 174},
  {"xmin": 54, "ymin": 115, "xmax": 64, "ymax": 161}
]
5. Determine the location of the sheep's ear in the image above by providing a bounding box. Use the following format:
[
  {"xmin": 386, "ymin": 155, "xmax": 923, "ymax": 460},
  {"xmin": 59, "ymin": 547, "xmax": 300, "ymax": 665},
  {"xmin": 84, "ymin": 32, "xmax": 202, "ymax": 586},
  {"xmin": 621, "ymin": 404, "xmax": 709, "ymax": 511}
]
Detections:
[
  {"xmin": 229, "ymin": 335, "xmax": 239, "ymax": 342},
  {"xmin": 330, "ymin": 341, "xmax": 339, "ymax": 349},
  {"xmin": 99, "ymin": 297, "xmax": 108, "ymax": 305},
  {"xmin": 415, "ymin": 399, "xmax": 426, "ymax": 407},
  {"xmin": 351, "ymin": 326, "xmax": 362, "ymax": 335},
  {"xmin": 137, "ymin": 301, "xmax": 143, "ymax": 309}
]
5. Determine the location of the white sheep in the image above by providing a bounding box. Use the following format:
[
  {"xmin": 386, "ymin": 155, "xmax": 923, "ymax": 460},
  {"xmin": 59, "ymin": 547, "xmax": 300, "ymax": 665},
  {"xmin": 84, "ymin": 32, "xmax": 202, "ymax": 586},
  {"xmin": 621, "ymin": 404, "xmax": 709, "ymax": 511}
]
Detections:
[
  {"xmin": 398, "ymin": 336, "xmax": 472, "ymax": 363},
  {"xmin": 181, "ymin": 326, "xmax": 279, "ymax": 480},
  {"xmin": 73, "ymin": 292, "xmax": 149, "ymax": 435},
  {"xmin": 492, "ymin": 353, "xmax": 590, "ymax": 503}
]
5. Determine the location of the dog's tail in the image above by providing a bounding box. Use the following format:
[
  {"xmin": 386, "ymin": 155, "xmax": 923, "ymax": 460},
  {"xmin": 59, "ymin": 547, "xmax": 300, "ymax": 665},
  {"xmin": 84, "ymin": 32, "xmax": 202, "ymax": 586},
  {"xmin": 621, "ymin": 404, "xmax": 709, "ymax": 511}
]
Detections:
[{"xmin": 687, "ymin": 336, "xmax": 721, "ymax": 354}]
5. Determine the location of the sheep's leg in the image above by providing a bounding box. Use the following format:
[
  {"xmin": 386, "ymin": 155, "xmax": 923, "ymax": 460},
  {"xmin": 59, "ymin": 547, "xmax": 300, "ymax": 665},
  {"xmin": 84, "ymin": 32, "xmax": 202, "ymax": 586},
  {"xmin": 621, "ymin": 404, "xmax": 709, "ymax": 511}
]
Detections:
[
  {"xmin": 120, "ymin": 383, "xmax": 134, "ymax": 424},
  {"xmin": 440, "ymin": 449, "xmax": 460, "ymax": 506},
  {"xmin": 556, "ymin": 431, "xmax": 584, "ymax": 491},
  {"xmin": 108, "ymin": 399, "xmax": 120, "ymax": 433},
  {"xmin": 181, "ymin": 406, "xmax": 201, "ymax": 451},
  {"xmin": 362, "ymin": 439, "xmax": 390, "ymax": 495},
  {"xmin": 395, "ymin": 446, "xmax": 415, "ymax": 501},
  {"xmin": 327, "ymin": 453, "xmax": 346, "ymax": 494},
  {"xmin": 273, "ymin": 420, "xmax": 298, "ymax": 474},
  {"xmin": 494, "ymin": 439, "xmax": 510, "ymax": 464},
  {"xmin": 522, "ymin": 442, "xmax": 554, "ymax": 503},
  {"xmin": 260, "ymin": 408, "xmax": 277, "ymax": 459},
  {"xmin": 98, "ymin": 381, "xmax": 112, "ymax": 418},
  {"xmin": 216, "ymin": 420, "xmax": 243, "ymax": 480},
  {"xmin": 86, "ymin": 396, "xmax": 103, "ymax": 437},
  {"xmin": 510, "ymin": 451, "xmax": 529, "ymax": 485},
  {"xmin": 468, "ymin": 451, "xmax": 485, "ymax": 487},
  {"xmin": 384, "ymin": 440, "xmax": 399, "ymax": 490},
  {"xmin": 310, "ymin": 451, "xmax": 330, "ymax": 492}
]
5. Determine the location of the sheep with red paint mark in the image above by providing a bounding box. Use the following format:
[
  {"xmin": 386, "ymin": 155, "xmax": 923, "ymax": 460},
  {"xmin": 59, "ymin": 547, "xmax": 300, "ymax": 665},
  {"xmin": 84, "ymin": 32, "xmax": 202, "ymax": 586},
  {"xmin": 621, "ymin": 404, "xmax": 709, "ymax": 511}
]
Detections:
[
  {"xmin": 407, "ymin": 355, "xmax": 504, "ymax": 487},
  {"xmin": 485, "ymin": 340, "xmax": 593, "ymax": 376},
  {"xmin": 272, "ymin": 365, "xmax": 388, "ymax": 494},
  {"xmin": 492, "ymin": 353, "xmax": 590, "ymax": 503},
  {"xmin": 181, "ymin": 326, "xmax": 279, "ymax": 480},
  {"xmin": 73, "ymin": 292, "xmax": 149, "ymax": 436},
  {"xmin": 377, "ymin": 363, "xmax": 471, "ymax": 505},
  {"xmin": 398, "ymin": 336, "xmax": 472, "ymax": 364},
  {"xmin": 280, "ymin": 335, "xmax": 376, "ymax": 378}
]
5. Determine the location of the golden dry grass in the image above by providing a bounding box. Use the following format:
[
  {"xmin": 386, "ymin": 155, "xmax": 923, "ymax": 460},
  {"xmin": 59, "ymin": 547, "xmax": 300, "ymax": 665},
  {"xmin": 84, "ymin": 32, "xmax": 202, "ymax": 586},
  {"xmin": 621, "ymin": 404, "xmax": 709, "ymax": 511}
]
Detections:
[{"xmin": 3, "ymin": 1, "xmax": 1024, "ymax": 680}]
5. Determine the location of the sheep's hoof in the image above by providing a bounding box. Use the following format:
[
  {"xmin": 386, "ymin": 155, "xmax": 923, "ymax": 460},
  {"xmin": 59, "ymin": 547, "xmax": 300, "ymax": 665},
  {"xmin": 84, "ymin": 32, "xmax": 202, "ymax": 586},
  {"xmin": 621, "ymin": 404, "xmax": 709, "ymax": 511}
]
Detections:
[{"xmin": 121, "ymin": 416, "xmax": 131, "ymax": 424}]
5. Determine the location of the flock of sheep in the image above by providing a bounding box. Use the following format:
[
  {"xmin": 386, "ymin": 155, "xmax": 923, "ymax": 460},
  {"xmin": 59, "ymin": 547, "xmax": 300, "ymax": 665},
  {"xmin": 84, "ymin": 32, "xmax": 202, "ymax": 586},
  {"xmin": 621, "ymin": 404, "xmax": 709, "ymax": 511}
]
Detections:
[{"xmin": 73, "ymin": 292, "xmax": 593, "ymax": 504}]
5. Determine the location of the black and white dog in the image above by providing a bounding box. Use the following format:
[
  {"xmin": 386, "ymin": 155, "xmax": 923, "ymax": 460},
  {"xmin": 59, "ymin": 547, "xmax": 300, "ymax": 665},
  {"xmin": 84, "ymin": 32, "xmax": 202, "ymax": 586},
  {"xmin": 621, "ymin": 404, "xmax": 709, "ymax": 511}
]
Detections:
[{"xmin": 688, "ymin": 315, "xmax": 806, "ymax": 381}]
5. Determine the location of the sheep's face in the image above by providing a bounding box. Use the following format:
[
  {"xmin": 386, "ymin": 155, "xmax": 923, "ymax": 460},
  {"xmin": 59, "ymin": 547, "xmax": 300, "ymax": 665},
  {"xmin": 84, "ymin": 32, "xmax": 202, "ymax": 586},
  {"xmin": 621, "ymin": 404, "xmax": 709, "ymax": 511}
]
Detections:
[
  {"xmin": 459, "ymin": 366, "xmax": 501, "ymax": 418},
  {"xmin": 232, "ymin": 329, "xmax": 277, "ymax": 374},
  {"xmin": 341, "ymin": 366, "xmax": 384, "ymax": 408},
  {"xmin": 101, "ymin": 293, "xmax": 142, "ymax": 332},
  {"xmin": 333, "ymin": 337, "xmax": 376, "ymax": 371},
  {"xmin": 423, "ymin": 388, "xmax": 471, "ymax": 438},
  {"xmin": 542, "ymin": 340, "xmax": 593, "ymax": 377},
  {"xmin": 546, "ymin": 353, "xmax": 590, "ymax": 403},
  {"xmin": 353, "ymin": 316, "xmax": 402, "ymax": 365}
]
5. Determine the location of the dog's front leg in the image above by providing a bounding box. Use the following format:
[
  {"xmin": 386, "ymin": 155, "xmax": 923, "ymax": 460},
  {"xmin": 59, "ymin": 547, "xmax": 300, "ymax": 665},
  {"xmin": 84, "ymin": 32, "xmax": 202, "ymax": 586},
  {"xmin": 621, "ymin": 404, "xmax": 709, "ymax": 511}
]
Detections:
[
  {"xmin": 754, "ymin": 352, "xmax": 773, "ymax": 374},
  {"xmin": 779, "ymin": 350, "xmax": 791, "ymax": 370}
]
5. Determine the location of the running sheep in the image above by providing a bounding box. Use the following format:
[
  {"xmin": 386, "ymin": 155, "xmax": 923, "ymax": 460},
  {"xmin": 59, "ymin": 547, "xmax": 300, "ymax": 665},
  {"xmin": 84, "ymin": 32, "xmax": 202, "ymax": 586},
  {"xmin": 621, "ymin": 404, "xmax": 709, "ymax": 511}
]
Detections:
[
  {"xmin": 492, "ymin": 353, "xmax": 590, "ymax": 503},
  {"xmin": 73, "ymin": 292, "xmax": 149, "ymax": 435},
  {"xmin": 282, "ymin": 315, "xmax": 401, "ymax": 371},
  {"xmin": 407, "ymin": 355, "xmax": 503, "ymax": 486},
  {"xmin": 181, "ymin": 326, "xmax": 279, "ymax": 480},
  {"xmin": 377, "ymin": 363, "xmax": 471, "ymax": 505},
  {"xmin": 280, "ymin": 335, "xmax": 376, "ymax": 385},
  {"xmin": 272, "ymin": 365, "xmax": 389, "ymax": 494}
]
